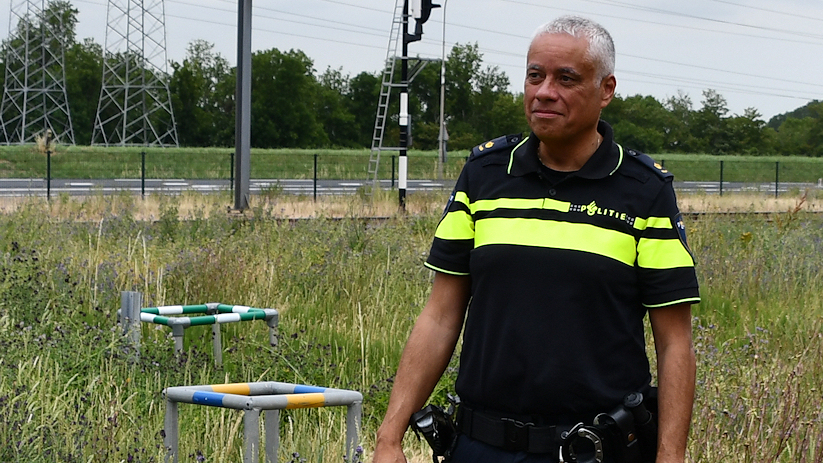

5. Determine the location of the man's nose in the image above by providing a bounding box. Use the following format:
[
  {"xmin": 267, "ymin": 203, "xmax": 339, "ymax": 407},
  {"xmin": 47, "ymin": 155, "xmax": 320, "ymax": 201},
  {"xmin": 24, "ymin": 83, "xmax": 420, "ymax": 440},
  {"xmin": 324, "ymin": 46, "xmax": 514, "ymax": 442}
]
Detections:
[{"xmin": 535, "ymin": 78, "xmax": 559, "ymax": 100}]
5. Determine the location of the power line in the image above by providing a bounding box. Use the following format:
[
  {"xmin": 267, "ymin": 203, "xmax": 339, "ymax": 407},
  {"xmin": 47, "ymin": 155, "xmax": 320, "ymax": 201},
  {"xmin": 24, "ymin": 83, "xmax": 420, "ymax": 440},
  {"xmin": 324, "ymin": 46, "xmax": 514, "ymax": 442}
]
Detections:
[
  {"xmin": 499, "ymin": 0, "xmax": 823, "ymax": 46},
  {"xmin": 38, "ymin": 0, "xmax": 823, "ymax": 111},
  {"xmin": 169, "ymin": 0, "xmax": 388, "ymax": 39},
  {"xmin": 706, "ymin": 0, "xmax": 823, "ymax": 24},
  {"xmin": 589, "ymin": 0, "xmax": 823, "ymax": 40}
]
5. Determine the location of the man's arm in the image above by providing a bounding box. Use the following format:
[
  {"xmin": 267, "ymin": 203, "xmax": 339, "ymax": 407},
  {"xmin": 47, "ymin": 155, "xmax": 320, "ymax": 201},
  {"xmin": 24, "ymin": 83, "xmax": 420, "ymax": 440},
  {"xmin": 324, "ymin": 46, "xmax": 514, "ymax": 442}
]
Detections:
[
  {"xmin": 649, "ymin": 302, "xmax": 696, "ymax": 463},
  {"xmin": 373, "ymin": 272, "xmax": 471, "ymax": 463}
]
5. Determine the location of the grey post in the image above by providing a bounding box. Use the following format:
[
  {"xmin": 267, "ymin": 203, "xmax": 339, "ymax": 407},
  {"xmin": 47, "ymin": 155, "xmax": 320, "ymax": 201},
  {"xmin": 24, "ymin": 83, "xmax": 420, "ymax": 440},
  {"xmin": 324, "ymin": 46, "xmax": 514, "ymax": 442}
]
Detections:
[
  {"xmin": 346, "ymin": 402, "xmax": 363, "ymax": 459},
  {"xmin": 233, "ymin": 0, "xmax": 252, "ymax": 211},
  {"xmin": 212, "ymin": 323, "xmax": 223, "ymax": 368},
  {"xmin": 120, "ymin": 291, "xmax": 142, "ymax": 358},
  {"xmin": 265, "ymin": 409, "xmax": 280, "ymax": 463},
  {"xmin": 164, "ymin": 398, "xmax": 179, "ymax": 463},
  {"xmin": 207, "ymin": 303, "xmax": 223, "ymax": 367},
  {"xmin": 171, "ymin": 325, "xmax": 185, "ymax": 355},
  {"xmin": 267, "ymin": 310, "xmax": 279, "ymax": 348},
  {"xmin": 244, "ymin": 409, "xmax": 260, "ymax": 463}
]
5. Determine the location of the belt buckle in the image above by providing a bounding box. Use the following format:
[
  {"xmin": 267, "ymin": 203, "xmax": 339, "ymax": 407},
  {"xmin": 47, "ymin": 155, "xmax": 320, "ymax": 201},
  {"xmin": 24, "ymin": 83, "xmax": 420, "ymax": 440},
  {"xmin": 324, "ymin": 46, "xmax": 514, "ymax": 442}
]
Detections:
[{"xmin": 501, "ymin": 418, "xmax": 533, "ymax": 451}]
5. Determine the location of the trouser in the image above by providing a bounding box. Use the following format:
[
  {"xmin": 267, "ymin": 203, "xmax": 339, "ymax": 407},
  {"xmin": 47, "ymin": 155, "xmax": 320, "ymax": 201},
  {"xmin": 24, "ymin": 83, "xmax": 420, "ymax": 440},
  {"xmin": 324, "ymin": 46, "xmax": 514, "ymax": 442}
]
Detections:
[{"xmin": 449, "ymin": 434, "xmax": 561, "ymax": 463}]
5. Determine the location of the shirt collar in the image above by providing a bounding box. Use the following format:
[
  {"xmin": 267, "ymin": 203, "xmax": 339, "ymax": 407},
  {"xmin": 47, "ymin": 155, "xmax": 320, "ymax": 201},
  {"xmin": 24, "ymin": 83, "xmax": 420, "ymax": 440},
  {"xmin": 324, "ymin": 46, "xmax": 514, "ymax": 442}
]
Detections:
[{"xmin": 508, "ymin": 120, "xmax": 621, "ymax": 179}]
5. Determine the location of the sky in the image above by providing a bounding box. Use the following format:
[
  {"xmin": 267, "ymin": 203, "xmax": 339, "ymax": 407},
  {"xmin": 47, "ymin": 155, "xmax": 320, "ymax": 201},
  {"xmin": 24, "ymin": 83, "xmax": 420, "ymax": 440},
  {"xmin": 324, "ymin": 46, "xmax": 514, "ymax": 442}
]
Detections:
[{"xmin": 3, "ymin": 0, "xmax": 823, "ymax": 122}]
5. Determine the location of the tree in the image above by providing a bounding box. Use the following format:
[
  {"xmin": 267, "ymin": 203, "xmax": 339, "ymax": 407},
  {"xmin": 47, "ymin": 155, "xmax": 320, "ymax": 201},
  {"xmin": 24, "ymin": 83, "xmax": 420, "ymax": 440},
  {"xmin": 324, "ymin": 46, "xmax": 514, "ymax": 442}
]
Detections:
[
  {"xmin": 250, "ymin": 48, "xmax": 327, "ymax": 148},
  {"xmin": 346, "ymin": 71, "xmax": 380, "ymax": 147},
  {"xmin": 64, "ymin": 38, "xmax": 102, "ymax": 143},
  {"xmin": 692, "ymin": 89, "xmax": 730, "ymax": 154},
  {"xmin": 169, "ymin": 40, "xmax": 232, "ymax": 146},
  {"xmin": 606, "ymin": 94, "xmax": 671, "ymax": 153},
  {"xmin": 775, "ymin": 117, "xmax": 814, "ymax": 156},
  {"xmin": 316, "ymin": 67, "xmax": 358, "ymax": 147},
  {"xmin": 725, "ymin": 107, "xmax": 770, "ymax": 155},
  {"xmin": 664, "ymin": 91, "xmax": 699, "ymax": 153}
]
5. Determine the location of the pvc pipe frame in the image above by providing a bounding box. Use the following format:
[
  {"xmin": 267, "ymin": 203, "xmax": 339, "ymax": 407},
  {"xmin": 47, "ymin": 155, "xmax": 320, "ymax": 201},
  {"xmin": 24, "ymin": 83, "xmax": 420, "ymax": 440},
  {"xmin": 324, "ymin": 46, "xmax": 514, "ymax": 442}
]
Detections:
[
  {"xmin": 119, "ymin": 292, "xmax": 279, "ymax": 367},
  {"xmin": 163, "ymin": 382, "xmax": 363, "ymax": 463}
]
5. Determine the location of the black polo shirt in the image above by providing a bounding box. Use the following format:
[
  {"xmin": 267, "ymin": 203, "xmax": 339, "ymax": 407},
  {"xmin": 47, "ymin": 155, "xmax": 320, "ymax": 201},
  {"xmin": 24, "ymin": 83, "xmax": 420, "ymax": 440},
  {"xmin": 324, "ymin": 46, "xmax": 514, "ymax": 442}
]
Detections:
[{"xmin": 425, "ymin": 120, "xmax": 700, "ymax": 419}]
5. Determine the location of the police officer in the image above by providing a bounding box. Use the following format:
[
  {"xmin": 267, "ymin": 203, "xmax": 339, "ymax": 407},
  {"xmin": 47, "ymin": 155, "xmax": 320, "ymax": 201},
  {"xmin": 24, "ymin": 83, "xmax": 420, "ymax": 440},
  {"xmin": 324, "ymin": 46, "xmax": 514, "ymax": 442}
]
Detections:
[{"xmin": 373, "ymin": 15, "xmax": 699, "ymax": 463}]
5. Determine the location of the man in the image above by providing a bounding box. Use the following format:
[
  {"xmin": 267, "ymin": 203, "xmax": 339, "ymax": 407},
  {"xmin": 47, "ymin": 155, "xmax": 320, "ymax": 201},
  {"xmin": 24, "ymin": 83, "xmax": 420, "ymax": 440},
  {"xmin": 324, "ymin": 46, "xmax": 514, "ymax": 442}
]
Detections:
[{"xmin": 374, "ymin": 15, "xmax": 699, "ymax": 463}]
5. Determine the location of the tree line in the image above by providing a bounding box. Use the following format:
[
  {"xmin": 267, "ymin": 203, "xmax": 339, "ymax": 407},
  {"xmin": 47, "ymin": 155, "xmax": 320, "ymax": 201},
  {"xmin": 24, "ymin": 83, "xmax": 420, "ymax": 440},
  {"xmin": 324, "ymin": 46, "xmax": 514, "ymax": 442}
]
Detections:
[{"xmin": 2, "ymin": 1, "xmax": 823, "ymax": 155}]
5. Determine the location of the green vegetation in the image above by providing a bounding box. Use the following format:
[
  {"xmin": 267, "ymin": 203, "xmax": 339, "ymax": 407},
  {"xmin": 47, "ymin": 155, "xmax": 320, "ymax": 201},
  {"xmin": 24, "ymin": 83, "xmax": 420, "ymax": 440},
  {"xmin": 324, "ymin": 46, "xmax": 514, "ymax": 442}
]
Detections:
[
  {"xmin": 0, "ymin": 192, "xmax": 822, "ymax": 462},
  {"xmin": 2, "ymin": 144, "xmax": 823, "ymax": 184},
  {"xmin": 6, "ymin": 3, "xmax": 823, "ymax": 155}
]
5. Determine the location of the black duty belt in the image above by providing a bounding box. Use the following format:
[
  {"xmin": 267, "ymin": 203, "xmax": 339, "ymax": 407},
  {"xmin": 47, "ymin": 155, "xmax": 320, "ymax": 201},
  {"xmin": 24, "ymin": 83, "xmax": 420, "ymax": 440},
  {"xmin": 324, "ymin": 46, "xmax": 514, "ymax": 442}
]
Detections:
[{"xmin": 456, "ymin": 405, "xmax": 570, "ymax": 453}]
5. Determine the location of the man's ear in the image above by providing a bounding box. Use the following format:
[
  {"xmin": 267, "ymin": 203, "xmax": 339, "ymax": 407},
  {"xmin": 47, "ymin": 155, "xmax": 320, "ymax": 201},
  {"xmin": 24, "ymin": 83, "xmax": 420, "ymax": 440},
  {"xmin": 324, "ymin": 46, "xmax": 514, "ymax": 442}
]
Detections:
[{"xmin": 600, "ymin": 74, "xmax": 616, "ymax": 108}]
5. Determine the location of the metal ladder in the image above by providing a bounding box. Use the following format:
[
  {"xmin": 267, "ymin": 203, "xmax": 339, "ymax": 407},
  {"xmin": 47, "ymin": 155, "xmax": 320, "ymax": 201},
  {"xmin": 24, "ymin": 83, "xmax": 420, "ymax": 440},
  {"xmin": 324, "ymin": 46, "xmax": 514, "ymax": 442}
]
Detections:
[{"xmin": 367, "ymin": 0, "xmax": 404, "ymax": 189}]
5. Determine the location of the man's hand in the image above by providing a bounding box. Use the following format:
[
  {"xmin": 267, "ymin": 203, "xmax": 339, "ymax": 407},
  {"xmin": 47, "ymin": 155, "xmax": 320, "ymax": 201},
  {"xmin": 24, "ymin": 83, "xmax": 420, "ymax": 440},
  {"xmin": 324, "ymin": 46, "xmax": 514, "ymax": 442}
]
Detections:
[
  {"xmin": 372, "ymin": 436, "xmax": 408, "ymax": 463},
  {"xmin": 372, "ymin": 272, "xmax": 470, "ymax": 463}
]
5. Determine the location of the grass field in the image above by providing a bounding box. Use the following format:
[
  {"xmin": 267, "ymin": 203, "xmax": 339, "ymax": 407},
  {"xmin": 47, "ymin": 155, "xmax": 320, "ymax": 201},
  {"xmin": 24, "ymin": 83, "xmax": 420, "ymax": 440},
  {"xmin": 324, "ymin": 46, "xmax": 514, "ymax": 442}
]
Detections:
[
  {"xmin": 2, "ymin": 145, "xmax": 823, "ymax": 184},
  {"xmin": 1, "ymin": 190, "xmax": 822, "ymax": 462}
]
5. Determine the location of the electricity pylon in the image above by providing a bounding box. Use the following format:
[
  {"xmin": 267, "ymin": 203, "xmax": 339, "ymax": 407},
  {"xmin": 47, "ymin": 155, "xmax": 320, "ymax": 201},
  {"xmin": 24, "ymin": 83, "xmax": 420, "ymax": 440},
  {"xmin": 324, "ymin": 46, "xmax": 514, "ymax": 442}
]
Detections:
[
  {"xmin": 1, "ymin": 0, "xmax": 76, "ymax": 145},
  {"xmin": 92, "ymin": 0, "xmax": 178, "ymax": 147}
]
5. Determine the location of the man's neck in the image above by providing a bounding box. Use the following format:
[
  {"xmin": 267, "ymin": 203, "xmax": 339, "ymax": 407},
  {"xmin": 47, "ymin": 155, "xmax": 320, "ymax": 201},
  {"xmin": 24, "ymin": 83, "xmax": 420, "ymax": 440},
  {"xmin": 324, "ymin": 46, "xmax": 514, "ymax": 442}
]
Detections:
[{"xmin": 537, "ymin": 129, "xmax": 603, "ymax": 172}]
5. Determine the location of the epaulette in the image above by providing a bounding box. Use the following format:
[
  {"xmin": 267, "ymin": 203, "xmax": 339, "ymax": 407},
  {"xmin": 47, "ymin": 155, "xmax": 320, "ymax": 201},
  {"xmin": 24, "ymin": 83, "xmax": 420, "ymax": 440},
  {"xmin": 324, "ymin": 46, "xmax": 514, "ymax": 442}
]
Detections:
[
  {"xmin": 469, "ymin": 133, "xmax": 523, "ymax": 161},
  {"xmin": 625, "ymin": 148, "xmax": 673, "ymax": 180}
]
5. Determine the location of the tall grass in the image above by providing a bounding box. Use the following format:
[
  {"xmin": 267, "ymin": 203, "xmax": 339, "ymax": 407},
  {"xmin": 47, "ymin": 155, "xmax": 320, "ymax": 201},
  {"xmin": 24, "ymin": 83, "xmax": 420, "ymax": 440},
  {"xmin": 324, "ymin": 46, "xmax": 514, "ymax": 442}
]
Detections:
[{"xmin": 0, "ymin": 192, "xmax": 822, "ymax": 462}]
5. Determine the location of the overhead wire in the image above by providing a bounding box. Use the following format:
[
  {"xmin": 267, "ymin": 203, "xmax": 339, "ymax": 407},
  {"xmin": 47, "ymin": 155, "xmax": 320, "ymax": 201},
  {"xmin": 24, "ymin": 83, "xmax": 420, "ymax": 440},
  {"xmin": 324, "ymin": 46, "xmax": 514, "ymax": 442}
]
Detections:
[{"xmin": 24, "ymin": 0, "xmax": 823, "ymax": 108}]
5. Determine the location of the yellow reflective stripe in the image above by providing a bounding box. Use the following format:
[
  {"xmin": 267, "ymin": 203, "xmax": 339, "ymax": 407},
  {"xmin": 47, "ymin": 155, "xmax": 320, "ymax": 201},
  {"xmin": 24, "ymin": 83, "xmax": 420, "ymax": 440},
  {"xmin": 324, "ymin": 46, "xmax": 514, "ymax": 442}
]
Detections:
[
  {"xmin": 434, "ymin": 210, "xmax": 474, "ymax": 240},
  {"xmin": 637, "ymin": 238, "xmax": 695, "ymax": 269},
  {"xmin": 633, "ymin": 216, "xmax": 671, "ymax": 230},
  {"xmin": 286, "ymin": 393, "xmax": 327, "ymax": 409},
  {"xmin": 644, "ymin": 297, "xmax": 701, "ymax": 308},
  {"xmin": 474, "ymin": 218, "xmax": 636, "ymax": 266},
  {"xmin": 211, "ymin": 383, "xmax": 251, "ymax": 395},
  {"xmin": 507, "ymin": 136, "xmax": 531, "ymax": 174},
  {"xmin": 454, "ymin": 191, "xmax": 470, "ymax": 207},
  {"xmin": 424, "ymin": 262, "xmax": 470, "ymax": 276},
  {"xmin": 470, "ymin": 197, "xmax": 570, "ymax": 214}
]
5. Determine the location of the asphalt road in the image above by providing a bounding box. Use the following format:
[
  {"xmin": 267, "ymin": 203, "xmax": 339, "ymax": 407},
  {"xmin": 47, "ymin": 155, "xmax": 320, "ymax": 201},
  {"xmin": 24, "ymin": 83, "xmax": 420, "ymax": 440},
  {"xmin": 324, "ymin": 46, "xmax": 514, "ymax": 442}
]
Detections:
[{"xmin": 0, "ymin": 178, "xmax": 820, "ymax": 197}]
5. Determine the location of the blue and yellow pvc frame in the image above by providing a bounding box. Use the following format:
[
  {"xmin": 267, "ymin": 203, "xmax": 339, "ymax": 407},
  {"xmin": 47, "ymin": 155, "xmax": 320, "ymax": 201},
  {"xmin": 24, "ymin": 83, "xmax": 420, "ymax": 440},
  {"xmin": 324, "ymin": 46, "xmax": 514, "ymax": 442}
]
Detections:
[{"xmin": 163, "ymin": 381, "xmax": 363, "ymax": 463}]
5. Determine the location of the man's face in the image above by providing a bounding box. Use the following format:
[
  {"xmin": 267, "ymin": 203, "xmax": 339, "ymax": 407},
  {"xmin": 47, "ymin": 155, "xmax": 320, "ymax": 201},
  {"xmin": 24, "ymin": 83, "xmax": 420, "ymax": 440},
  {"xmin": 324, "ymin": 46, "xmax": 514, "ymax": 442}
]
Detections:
[{"xmin": 524, "ymin": 33, "xmax": 615, "ymax": 144}]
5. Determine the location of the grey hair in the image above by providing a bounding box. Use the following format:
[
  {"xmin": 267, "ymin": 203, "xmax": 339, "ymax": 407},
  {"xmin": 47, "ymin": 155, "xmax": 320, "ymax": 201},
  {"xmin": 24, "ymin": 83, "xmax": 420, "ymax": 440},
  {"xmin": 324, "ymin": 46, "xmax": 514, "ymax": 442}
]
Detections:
[{"xmin": 531, "ymin": 16, "xmax": 615, "ymax": 81}]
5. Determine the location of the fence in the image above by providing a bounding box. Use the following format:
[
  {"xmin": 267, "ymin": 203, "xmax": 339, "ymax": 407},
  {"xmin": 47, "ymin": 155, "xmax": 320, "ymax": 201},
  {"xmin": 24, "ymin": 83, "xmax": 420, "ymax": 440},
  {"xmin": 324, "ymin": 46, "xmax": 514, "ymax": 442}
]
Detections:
[{"xmin": 2, "ymin": 148, "xmax": 823, "ymax": 198}]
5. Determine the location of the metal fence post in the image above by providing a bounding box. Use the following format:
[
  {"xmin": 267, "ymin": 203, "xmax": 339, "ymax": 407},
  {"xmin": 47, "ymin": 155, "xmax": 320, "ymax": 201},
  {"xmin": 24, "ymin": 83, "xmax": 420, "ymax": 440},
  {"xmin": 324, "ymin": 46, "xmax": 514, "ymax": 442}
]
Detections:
[
  {"xmin": 314, "ymin": 153, "xmax": 318, "ymax": 201},
  {"xmin": 719, "ymin": 160, "xmax": 724, "ymax": 196},
  {"xmin": 141, "ymin": 150, "xmax": 146, "ymax": 198},
  {"xmin": 46, "ymin": 147, "xmax": 52, "ymax": 200},
  {"xmin": 230, "ymin": 151, "xmax": 235, "ymax": 193},
  {"xmin": 775, "ymin": 161, "xmax": 779, "ymax": 198},
  {"xmin": 391, "ymin": 155, "xmax": 396, "ymax": 188}
]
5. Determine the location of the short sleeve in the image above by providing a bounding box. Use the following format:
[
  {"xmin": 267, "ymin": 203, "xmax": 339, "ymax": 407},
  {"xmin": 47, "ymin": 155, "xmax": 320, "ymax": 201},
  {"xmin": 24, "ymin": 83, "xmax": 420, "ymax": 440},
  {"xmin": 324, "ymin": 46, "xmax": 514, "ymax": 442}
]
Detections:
[
  {"xmin": 634, "ymin": 180, "xmax": 701, "ymax": 308},
  {"xmin": 425, "ymin": 165, "xmax": 474, "ymax": 275}
]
